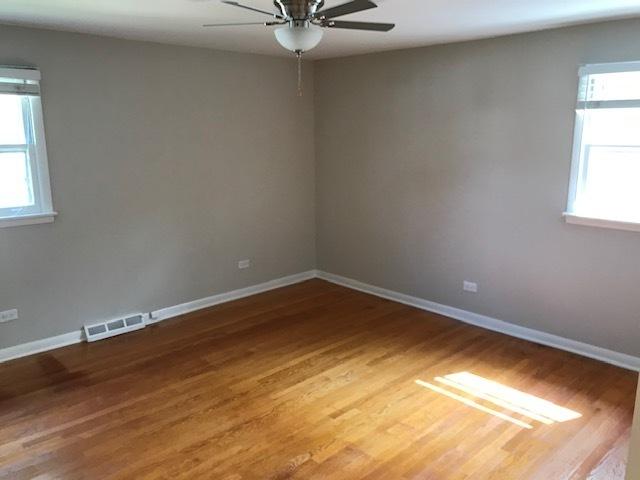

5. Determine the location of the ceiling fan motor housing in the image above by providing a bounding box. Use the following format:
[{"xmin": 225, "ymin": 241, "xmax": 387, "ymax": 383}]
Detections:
[{"xmin": 274, "ymin": 0, "xmax": 325, "ymax": 20}]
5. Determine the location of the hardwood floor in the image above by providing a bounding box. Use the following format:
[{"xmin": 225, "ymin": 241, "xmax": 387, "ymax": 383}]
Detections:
[{"xmin": 0, "ymin": 279, "xmax": 636, "ymax": 479}]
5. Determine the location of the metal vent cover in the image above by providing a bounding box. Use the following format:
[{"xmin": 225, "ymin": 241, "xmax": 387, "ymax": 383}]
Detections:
[{"xmin": 84, "ymin": 314, "xmax": 147, "ymax": 342}]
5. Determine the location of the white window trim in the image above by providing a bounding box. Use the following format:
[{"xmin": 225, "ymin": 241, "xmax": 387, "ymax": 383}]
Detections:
[
  {"xmin": 0, "ymin": 211, "xmax": 57, "ymax": 228},
  {"xmin": 564, "ymin": 61, "xmax": 640, "ymax": 234},
  {"xmin": 0, "ymin": 67, "xmax": 41, "ymax": 82},
  {"xmin": 0, "ymin": 67, "xmax": 56, "ymax": 228},
  {"xmin": 578, "ymin": 61, "xmax": 640, "ymax": 76},
  {"xmin": 563, "ymin": 213, "xmax": 640, "ymax": 233}
]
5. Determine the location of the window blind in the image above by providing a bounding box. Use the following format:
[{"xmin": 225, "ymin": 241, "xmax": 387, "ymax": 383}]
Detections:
[
  {"xmin": 577, "ymin": 61, "xmax": 640, "ymax": 110},
  {"xmin": 0, "ymin": 67, "xmax": 41, "ymax": 96}
]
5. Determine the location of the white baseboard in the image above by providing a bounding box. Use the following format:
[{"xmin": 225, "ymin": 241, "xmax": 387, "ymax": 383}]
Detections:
[
  {"xmin": 0, "ymin": 270, "xmax": 317, "ymax": 364},
  {"xmin": 4, "ymin": 268, "xmax": 637, "ymax": 372},
  {"xmin": 316, "ymin": 270, "xmax": 640, "ymax": 372},
  {"xmin": 0, "ymin": 331, "xmax": 83, "ymax": 364},
  {"xmin": 148, "ymin": 270, "xmax": 317, "ymax": 323}
]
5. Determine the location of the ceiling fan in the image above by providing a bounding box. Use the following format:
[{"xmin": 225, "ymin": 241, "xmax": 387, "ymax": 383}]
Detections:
[{"xmin": 203, "ymin": 0, "xmax": 395, "ymax": 55}]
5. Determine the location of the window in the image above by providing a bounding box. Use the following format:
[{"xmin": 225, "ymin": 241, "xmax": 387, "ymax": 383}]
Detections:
[
  {"xmin": 565, "ymin": 62, "xmax": 640, "ymax": 232},
  {"xmin": 0, "ymin": 67, "xmax": 55, "ymax": 228}
]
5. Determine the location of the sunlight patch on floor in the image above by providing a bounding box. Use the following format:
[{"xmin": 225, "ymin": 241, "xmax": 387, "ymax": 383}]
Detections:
[
  {"xmin": 416, "ymin": 371, "xmax": 582, "ymax": 429},
  {"xmin": 415, "ymin": 380, "xmax": 534, "ymax": 429}
]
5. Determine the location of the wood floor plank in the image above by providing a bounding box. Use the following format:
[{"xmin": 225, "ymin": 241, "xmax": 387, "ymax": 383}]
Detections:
[{"xmin": 0, "ymin": 279, "xmax": 636, "ymax": 479}]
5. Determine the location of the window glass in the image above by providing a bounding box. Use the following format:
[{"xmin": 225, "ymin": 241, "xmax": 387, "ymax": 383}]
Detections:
[
  {"xmin": 0, "ymin": 151, "xmax": 33, "ymax": 209},
  {"xmin": 0, "ymin": 94, "xmax": 26, "ymax": 145}
]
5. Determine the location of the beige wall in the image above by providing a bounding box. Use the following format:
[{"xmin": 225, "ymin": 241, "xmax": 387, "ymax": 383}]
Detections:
[
  {"xmin": 2, "ymin": 19, "xmax": 640, "ymax": 360},
  {"xmin": 628, "ymin": 380, "xmax": 640, "ymax": 479},
  {"xmin": 0, "ymin": 26, "xmax": 316, "ymax": 349},
  {"xmin": 315, "ymin": 19, "xmax": 640, "ymax": 357}
]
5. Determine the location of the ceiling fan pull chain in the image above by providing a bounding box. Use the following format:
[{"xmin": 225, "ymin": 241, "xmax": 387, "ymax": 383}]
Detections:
[{"xmin": 297, "ymin": 50, "xmax": 303, "ymax": 97}]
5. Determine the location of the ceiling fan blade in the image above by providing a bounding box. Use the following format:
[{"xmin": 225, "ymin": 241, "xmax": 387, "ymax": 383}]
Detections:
[
  {"xmin": 203, "ymin": 21, "xmax": 281, "ymax": 26},
  {"xmin": 315, "ymin": 0, "xmax": 377, "ymax": 20},
  {"xmin": 323, "ymin": 20, "xmax": 395, "ymax": 31},
  {"xmin": 221, "ymin": 1, "xmax": 284, "ymax": 19}
]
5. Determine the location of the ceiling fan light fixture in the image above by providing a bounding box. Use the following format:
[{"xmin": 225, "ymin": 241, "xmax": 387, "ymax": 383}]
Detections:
[{"xmin": 274, "ymin": 22, "xmax": 324, "ymax": 53}]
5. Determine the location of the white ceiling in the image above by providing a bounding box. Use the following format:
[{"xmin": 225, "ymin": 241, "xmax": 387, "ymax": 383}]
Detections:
[{"xmin": 1, "ymin": 0, "xmax": 640, "ymax": 59}]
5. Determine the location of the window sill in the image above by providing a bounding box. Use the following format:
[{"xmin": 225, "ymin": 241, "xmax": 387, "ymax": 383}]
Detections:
[
  {"xmin": 563, "ymin": 212, "xmax": 640, "ymax": 233},
  {"xmin": 0, "ymin": 212, "xmax": 58, "ymax": 228}
]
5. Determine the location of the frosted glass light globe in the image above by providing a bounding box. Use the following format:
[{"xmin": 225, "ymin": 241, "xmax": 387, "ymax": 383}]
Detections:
[{"xmin": 274, "ymin": 24, "xmax": 324, "ymax": 53}]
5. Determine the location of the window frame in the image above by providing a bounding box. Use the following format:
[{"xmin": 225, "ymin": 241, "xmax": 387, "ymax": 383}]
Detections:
[
  {"xmin": 0, "ymin": 67, "xmax": 56, "ymax": 228},
  {"xmin": 564, "ymin": 61, "xmax": 640, "ymax": 233}
]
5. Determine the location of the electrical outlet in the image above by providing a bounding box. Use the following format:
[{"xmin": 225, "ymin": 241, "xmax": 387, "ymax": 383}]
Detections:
[
  {"xmin": 0, "ymin": 309, "xmax": 18, "ymax": 323},
  {"xmin": 463, "ymin": 281, "xmax": 478, "ymax": 293},
  {"xmin": 238, "ymin": 259, "xmax": 251, "ymax": 270}
]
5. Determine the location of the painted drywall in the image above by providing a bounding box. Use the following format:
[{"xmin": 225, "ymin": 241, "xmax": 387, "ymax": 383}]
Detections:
[
  {"xmin": 628, "ymin": 380, "xmax": 640, "ymax": 479},
  {"xmin": 0, "ymin": 25, "xmax": 315, "ymax": 349},
  {"xmin": 315, "ymin": 19, "xmax": 640, "ymax": 357},
  {"xmin": 2, "ymin": 19, "xmax": 640, "ymax": 359}
]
